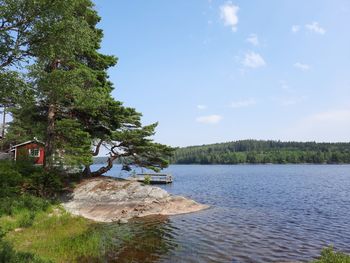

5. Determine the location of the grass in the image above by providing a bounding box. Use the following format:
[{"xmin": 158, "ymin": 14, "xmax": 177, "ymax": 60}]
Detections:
[
  {"xmin": 1, "ymin": 205, "xmax": 135, "ymax": 263},
  {"xmin": 0, "ymin": 160, "xmax": 135, "ymax": 262}
]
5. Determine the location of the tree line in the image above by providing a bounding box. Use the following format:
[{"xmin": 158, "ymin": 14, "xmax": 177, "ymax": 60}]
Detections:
[{"xmin": 171, "ymin": 140, "xmax": 350, "ymax": 164}]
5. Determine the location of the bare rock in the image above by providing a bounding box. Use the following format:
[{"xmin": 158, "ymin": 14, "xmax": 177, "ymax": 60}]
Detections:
[{"xmin": 62, "ymin": 177, "xmax": 208, "ymax": 223}]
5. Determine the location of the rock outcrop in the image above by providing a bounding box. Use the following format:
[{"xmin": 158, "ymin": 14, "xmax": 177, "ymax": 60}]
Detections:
[{"xmin": 63, "ymin": 177, "xmax": 208, "ymax": 223}]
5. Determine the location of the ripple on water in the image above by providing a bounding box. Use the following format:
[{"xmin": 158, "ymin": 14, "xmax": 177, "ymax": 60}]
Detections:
[{"xmin": 91, "ymin": 164, "xmax": 350, "ymax": 263}]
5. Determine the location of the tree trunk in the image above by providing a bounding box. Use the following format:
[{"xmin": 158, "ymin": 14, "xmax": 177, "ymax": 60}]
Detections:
[
  {"xmin": 1, "ymin": 106, "xmax": 5, "ymax": 139},
  {"xmin": 82, "ymin": 165, "xmax": 92, "ymax": 177},
  {"xmin": 82, "ymin": 139, "xmax": 104, "ymax": 177},
  {"xmin": 44, "ymin": 103, "xmax": 56, "ymax": 170},
  {"xmin": 0, "ymin": 106, "xmax": 5, "ymax": 151},
  {"xmin": 90, "ymin": 155, "xmax": 117, "ymax": 177}
]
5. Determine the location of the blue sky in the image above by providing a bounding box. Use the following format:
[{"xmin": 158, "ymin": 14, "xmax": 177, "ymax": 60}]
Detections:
[{"xmin": 94, "ymin": 0, "xmax": 350, "ymax": 147}]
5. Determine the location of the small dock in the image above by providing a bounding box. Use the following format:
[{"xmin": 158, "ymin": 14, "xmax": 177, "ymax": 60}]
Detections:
[{"xmin": 132, "ymin": 173, "xmax": 173, "ymax": 184}]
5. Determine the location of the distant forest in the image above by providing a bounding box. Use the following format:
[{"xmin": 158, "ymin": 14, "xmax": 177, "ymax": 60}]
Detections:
[{"xmin": 171, "ymin": 140, "xmax": 350, "ymax": 164}]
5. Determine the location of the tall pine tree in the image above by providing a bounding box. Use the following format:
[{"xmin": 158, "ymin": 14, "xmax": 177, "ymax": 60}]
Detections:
[{"xmin": 4, "ymin": 0, "xmax": 173, "ymax": 173}]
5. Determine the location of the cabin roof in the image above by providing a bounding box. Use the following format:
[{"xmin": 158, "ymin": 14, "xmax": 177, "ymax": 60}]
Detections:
[{"xmin": 10, "ymin": 139, "xmax": 44, "ymax": 151}]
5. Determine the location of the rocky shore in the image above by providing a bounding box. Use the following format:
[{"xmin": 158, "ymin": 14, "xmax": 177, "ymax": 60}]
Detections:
[{"xmin": 63, "ymin": 177, "xmax": 208, "ymax": 223}]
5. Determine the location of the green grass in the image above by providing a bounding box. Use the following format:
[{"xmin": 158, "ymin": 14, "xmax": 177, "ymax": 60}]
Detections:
[
  {"xmin": 5, "ymin": 207, "xmax": 101, "ymax": 262},
  {"xmin": 2, "ymin": 206, "xmax": 133, "ymax": 263},
  {"xmin": 0, "ymin": 160, "xmax": 133, "ymax": 262}
]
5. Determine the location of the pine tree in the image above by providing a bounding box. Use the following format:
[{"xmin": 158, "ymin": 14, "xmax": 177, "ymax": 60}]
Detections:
[{"xmin": 4, "ymin": 0, "xmax": 173, "ymax": 173}]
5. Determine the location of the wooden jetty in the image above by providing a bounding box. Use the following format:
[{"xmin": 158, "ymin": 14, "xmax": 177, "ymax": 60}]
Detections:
[{"xmin": 131, "ymin": 173, "xmax": 173, "ymax": 184}]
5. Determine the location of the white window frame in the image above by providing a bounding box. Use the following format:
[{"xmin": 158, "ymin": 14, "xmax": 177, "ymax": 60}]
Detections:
[{"xmin": 29, "ymin": 148, "xmax": 40, "ymax": 158}]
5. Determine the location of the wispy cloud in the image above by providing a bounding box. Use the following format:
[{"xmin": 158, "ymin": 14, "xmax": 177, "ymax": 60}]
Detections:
[
  {"xmin": 290, "ymin": 109, "xmax": 350, "ymax": 141},
  {"xmin": 242, "ymin": 51, "xmax": 266, "ymax": 68},
  {"xmin": 246, "ymin": 34, "xmax": 259, "ymax": 46},
  {"xmin": 305, "ymin": 22, "xmax": 326, "ymax": 35},
  {"xmin": 278, "ymin": 96, "xmax": 307, "ymax": 106},
  {"xmin": 294, "ymin": 62, "xmax": 311, "ymax": 71},
  {"xmin": 197, "ymin": 105, "xmax": 207, "ymax": 110},
  {"xmin": 229, "ymin": 98, "xmax": 256, "ymax": 108},
  {"xmin": 311, "ymin": 109, "xmax": 350, "ymax": 122},
  {"xmin": 220, "ymin": 2, "xmax": 239, "ymax": 32},
  {"xmin": 291, "ymin": 25, "xmax": 300, "ymax": 33},
  {"xmin": 196, "ymin": 114, "xmax": 223, "ymax": 124}
]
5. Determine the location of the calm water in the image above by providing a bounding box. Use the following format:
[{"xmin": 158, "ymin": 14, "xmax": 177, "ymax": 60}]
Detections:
[{"xmin": 91, "ymin": 164, "xmax": 350, "ymax": 263}]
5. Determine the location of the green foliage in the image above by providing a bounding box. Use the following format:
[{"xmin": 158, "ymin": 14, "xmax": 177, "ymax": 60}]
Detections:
[
  {"xmin": 54, "ymin": 119, "xmax": 92, "ymax": 167},
  {"xmin": 113, "ymin": 123, "xmax": 174, "ymax": 173},
  {"xmin": 0, "ymin": 195, "xmax": 50, "ymax": 219},
  {"xmin": 172, "ymin": 140, "xmax": 350, "ymax": 164},
  {"xmin": 26, "ymin": 170, "xmax": 63, "ymax": 198},
  {"xmin": 143, "ymin": 175, "xmax": 151, "ymax": 185},
  {"xmin": 0, "ymin": 161, "xmax": 22, "ymax": 198},
  {"xmin": 2, "ymin": 0, "xmax": 172, "ymax": 175},
  {"xmin": 0, "ymin": 71, "xmax": 28, "ymax": 107},
  {"xmin": 0, "ymin": 160, "xmax": 56, "ymax": 262},
  {"xmin": 0, "ymin": 161, "xmax": 60, "ymax": 218},
  {"xmin": 0, "ymin": 160, "xmax": 63, "ymax": 201},
  {"xmin": 312, "ymin": 247, "xmax": 350, "ymax": 263}
]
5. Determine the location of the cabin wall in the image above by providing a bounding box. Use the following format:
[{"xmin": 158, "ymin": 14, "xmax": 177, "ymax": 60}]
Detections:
[{"xmin": 16, "ymin": 143, "xmax": 45, "ymax": 165}]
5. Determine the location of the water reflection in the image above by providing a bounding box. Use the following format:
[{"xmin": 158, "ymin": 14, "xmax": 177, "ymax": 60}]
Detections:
[{"xmin": 106, "ymin": 215, "xmax": 177, "ymax": 263}]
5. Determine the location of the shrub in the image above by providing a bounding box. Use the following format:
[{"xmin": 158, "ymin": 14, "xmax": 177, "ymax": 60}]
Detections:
[
  {"xmin": 0, "ymin": 160, "xmax": 64, "ymax": 200},
  {"xmin": 0, "ymin": 161, "xmax": 23, "ymax": 198},
  {"xmin": 144, "ymin": 175, "xmax": 151, "ymax": 185},
  {"xmin": 0, "ymin": 195, "xmax": 50, "ymax": 218},
  {"xmin": 26, "ymin": 169, "xmax": 63, "ymax": 198},
  {"xmin": 312, "ymin": 247, "xmax": 350, "ymax": 263}
]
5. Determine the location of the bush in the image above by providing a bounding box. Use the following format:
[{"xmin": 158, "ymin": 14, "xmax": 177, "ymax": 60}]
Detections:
[
  {"xmin": 312, "ymin": 247, "xmax": 350, "ymax": 263},
  {"xmin": 0, "ymin": 160, "xmax": 54, "ymax": 226},
  {"xmin": 0, "ymin": 161, "xmax": 63, "ymax": 262},
  {"xmin": 0, "ymin": 195, "xmax": 50, "ymax": 218},
  {"xmin": 0, "ymin": 161, "xmax": 23, "ymax": 198},
  {"xmin": 144, "ymin": 175, "xmax": 151, "ymax": 185},
  {"xmin": 26, "ymin": 170, "xmax": 63, "ymax": 198},
  {"xmin": 0, "ymin": 160, "xmax": 63, "ymax": 200}
]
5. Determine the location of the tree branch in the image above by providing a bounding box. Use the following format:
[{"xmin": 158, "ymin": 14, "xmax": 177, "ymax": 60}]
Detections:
[{"xmin": 92, "ymin": 139, "xmax": 103, "ymax": 156}]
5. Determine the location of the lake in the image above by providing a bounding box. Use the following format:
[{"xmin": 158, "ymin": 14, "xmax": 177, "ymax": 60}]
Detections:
[{"xmin": 91, "ymin": 164, "xmax": 350, "ymax": 262}]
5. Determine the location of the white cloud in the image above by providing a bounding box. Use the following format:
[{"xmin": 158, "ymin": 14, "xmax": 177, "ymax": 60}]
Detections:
[
  {"xmin": 291, "ymin": 25, "xmax": 300, "ymax": 33},
  {"xmin": 229, "ymin": 98, "xmax": 256, "ymax": 108},
  {"xmin": 196, "ymin": 114, "xmax": 223, "ymax": 124},
  {"xmin": 305, "ymin": 22, "xmax": 326, "ymax": 35},
  {"xmin": 246, "ymin": 34, "xmax": 259, "ymax": 46},
  {"xmin": 311, "ymin": 109, "xmax": 350, "ymax": 122},
  {"xmin": 289, "ymin": 109, "xmax": 350, "ymax": 142},
  {"xmin": 220, "ymin": 2, "xmax": 239, "ymax": 32},
  {"xmin": 294, "ymin": 62, "xmax": 311, "ymax": 71},
  {"xmin": 242, "ymin": 51, "xmax": 266, "ymax": 68},
  {"xmin": 197, "ymin": 105, "xmax": 207, "ymax": 110}
]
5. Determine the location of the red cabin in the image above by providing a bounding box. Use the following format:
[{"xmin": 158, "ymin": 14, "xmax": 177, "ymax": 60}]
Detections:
[{"xmin": 10, "ymin": 140, "xmax": 45, "ymax": 165}]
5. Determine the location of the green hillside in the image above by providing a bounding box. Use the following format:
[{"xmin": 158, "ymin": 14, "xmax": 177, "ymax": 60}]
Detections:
[{"xmin": 171, "ymin": 140, "xmax": 350, "ymax": 164}]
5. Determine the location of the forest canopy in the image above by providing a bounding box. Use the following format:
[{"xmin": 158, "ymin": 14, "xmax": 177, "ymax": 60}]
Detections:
[{"xmin": 171, "ymin": 140, "xmax": 350, "ymax": 164}]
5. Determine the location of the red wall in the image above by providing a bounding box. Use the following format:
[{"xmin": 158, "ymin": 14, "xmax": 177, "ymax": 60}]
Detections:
[{"xmin": 16, "ymin": 143, "xmax": 45, "ymax": 165}]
